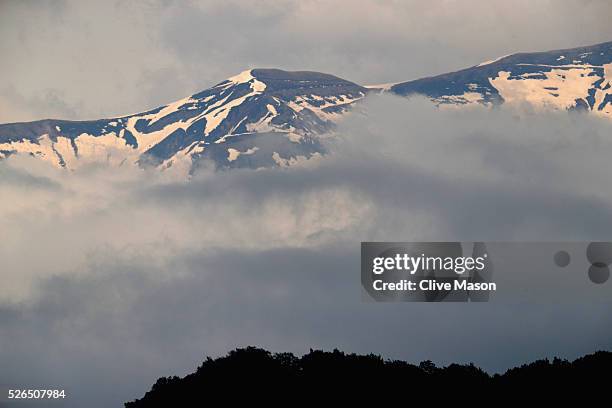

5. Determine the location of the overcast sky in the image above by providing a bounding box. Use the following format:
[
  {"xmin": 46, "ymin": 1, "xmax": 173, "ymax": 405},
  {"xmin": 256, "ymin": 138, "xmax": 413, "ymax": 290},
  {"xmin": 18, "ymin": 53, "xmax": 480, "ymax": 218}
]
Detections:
[{"xmin": 1, "ymin": 0, "xmax": 612, "ymax": 123}]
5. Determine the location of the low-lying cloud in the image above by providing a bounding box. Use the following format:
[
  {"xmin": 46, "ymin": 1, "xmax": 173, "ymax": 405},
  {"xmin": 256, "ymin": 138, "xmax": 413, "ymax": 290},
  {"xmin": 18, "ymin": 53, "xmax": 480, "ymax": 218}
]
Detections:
[{"xmin": 1, "ymin": 96, "xmax": 612, "ymax": 407}]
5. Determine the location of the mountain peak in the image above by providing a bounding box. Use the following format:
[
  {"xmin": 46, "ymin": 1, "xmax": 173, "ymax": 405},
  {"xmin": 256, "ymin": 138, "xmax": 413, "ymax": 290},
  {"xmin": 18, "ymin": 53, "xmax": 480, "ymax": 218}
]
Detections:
[
  {"xmin": 0, "ymin": 68, "xmax": 367, "ymax": 172},
  {"xmin": 222, "ymin": 69, "xmax": 267, "ymax": 93},
  {"xmin": 211, "ymin": 68, "xmax": 366, "ymax": 98},
  {"xmin": 391, "ymin": 40, "xmax": 612, "ymax": 111}
]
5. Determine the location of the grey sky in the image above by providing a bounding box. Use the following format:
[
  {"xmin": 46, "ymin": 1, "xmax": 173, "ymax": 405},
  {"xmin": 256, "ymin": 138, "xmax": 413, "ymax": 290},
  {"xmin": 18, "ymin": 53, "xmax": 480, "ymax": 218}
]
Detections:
[
  {"xmin": 1, "ymin": 0, "xmax": 612, "ymax": 123},
  {"xmin": 1, "ymin": 97, "xmax": 612, "ymax": 406}
]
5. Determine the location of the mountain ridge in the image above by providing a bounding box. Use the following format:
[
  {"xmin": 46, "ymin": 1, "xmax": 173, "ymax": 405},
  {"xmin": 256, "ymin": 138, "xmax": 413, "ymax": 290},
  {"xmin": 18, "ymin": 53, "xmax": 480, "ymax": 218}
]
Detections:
[
  {"xmin": 2, "ymin": 40, "xmax": 611, "ymax": 171},
  {"xmin": 0, "ymin": 68, "xmax": 368, "ymax": 171},
  {"xmin": 392, "ymin": 40, "xmax": 612, "ymax": 110}
]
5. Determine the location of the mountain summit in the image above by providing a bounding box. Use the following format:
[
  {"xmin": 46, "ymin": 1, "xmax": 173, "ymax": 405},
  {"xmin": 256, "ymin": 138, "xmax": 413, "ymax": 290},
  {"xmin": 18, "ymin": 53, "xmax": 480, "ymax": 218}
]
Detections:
[
  {"xmin": 391, "ymin": 40, "xmax": 612, "ymax": 115},
  {"xmin": 0, "ymin": 69, "xmax": 367, "ymax": 171},
  {"xmin": 1, "ymin": 41, "xmax": 611, "ymax": 171}
]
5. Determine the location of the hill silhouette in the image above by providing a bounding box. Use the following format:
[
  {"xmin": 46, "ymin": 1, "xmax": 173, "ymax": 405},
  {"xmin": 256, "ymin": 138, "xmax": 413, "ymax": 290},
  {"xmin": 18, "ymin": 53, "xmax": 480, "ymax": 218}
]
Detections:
[{"xmin": 125, "ymin": 347, "xmax": 611, "ymax": 406}]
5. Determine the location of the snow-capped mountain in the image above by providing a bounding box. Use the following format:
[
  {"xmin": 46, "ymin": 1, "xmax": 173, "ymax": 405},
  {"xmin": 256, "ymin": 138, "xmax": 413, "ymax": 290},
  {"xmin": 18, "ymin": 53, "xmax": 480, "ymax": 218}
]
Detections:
[
  {"xmin": 390, "ymin": 41, "xmax": 612, "ymax": 117},
  {"xmin": 0, "ymin": 69, "xmax": 367, "ymax": 171},
  {"xmin": 1, "ymin": 41, "xmax": 611, "ymax": 171}
]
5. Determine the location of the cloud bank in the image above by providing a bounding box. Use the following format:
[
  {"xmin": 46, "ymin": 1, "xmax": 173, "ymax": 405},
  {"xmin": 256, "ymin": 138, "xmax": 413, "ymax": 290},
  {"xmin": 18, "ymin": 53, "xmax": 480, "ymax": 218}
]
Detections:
[{"xmin": 1, "ymin": 96, "xmax": 612, "ymax": 406}]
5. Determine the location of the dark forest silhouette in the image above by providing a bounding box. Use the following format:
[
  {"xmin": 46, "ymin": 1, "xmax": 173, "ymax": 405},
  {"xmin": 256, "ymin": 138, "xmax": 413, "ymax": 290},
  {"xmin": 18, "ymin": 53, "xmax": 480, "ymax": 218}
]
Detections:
[{"xmin": 125, "ymin": 347, "xmax": 611, "ymax": 406}]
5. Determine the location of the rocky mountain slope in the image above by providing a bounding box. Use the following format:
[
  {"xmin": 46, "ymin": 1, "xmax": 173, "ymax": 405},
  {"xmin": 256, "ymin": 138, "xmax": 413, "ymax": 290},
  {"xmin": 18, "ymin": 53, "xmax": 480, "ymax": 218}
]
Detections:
[
  {"xmin": 0, "ymin": 69, "xmax": 366, "ymax": 171},
  {"xmin": 1, "ymin": 41, "xmax": 611, "ymax": 171},
  {"xmin": 390, "ymin": 41, "xmax": 612, "ymax": 116}
]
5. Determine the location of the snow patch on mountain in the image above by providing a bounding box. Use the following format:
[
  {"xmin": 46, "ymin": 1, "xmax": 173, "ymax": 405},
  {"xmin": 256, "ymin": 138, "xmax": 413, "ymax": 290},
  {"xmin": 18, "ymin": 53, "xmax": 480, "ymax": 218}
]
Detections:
[
  {"xmin": 364, "ymin": 83, "xmax": 397, "ymax": 92},
  {"xmin": 226, "ymin": 69, "xmax": 267, "ymax": 93},
  {"xmin": 476, "ymin": 54, "xmax": 511, "ymax": 67},
  {"xmin": 490, "ymin": 65, "xmax": 604, "ymax": 110},
  {"xmin": 227, "ymin": 146, "xmax": 258, "ymax": 162}
]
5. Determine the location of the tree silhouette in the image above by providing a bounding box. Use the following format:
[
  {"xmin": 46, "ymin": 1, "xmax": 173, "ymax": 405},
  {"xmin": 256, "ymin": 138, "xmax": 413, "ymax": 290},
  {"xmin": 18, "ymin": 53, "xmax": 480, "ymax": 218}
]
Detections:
[{"xmin": 125, "ymin": 347, "xmax": 612, "ymax": 406}]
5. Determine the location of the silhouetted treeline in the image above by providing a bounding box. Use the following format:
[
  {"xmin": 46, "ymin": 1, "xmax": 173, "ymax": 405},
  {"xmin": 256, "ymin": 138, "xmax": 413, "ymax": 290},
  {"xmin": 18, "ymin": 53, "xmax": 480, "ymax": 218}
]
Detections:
[{"xmin": 125, "ymin": 347, "xmax": 611, "ymax": 406}]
